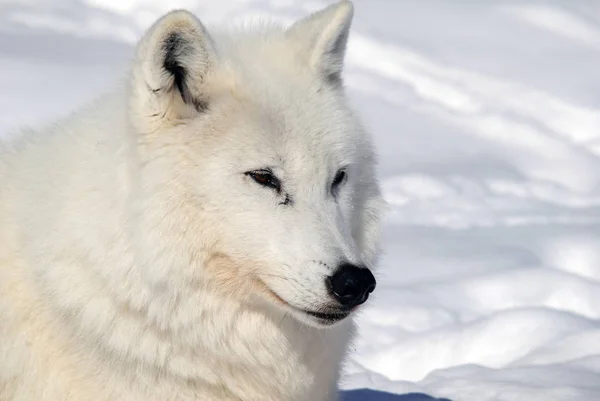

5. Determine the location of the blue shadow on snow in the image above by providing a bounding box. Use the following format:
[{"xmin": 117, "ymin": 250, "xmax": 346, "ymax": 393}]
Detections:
[{"xmin": 340, "ymin": 389, "xmax": 452, "ymax": 401}]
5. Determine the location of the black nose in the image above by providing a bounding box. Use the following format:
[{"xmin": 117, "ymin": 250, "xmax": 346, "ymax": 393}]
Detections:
[{"xmin": 326, "ymin": 263, "xmax": 376, "ymax": 308}]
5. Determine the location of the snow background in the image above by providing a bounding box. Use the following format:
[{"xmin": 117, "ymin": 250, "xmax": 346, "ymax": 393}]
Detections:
[{"xmin": 1, "ymin": 0, "xmax": 600, "ymax": 400}]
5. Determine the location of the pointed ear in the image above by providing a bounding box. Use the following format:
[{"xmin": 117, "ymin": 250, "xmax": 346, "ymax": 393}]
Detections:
[
  {"xmin": 286, "ymin": 1, "xmax": 354, "ymax": 86},
  {"xmin": 130, "ymin": 10, "xmax": 217, "ymax": 130}
]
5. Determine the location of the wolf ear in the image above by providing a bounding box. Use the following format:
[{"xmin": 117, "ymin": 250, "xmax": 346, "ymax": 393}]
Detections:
[
  {"xmin": 287, "ymin": 1, "xmax": 354, "ymax": 86},
  {"xmin": 131, "ymin": 10, "xmax": 217, "ymax": 128}
]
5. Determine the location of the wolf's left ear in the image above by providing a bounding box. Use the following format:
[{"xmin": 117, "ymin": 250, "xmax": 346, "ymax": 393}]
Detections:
[
  {"xmin": 286, "ymin": 1, "xmax": 354, "ymax": 85},
  {"xmin": 131, "ymin": 10, "xmax": 217, "ymax": 129}
]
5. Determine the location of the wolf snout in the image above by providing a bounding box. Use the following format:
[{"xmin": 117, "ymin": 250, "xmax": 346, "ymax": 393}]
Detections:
[{"xmin": 326, "ymin": 263, "xmax": 376, "ymax": 308}]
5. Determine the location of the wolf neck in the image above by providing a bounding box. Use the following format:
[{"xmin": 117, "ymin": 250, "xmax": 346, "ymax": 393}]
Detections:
[
  {"xmin": 17, "ymin": 89, "xmax": 352, "ymax": 401},
  {"xmin": 69, "ymin": 281, "xmax": 353, "ymax": 401},
  {"xmin": 102, "ymin": 294, "xmax": 353, "ymax": 401}
]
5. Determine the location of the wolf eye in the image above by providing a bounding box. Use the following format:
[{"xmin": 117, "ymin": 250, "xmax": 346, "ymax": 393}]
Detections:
[
  {"xmin": 246, "ymin": 169, "xmax": 281, "ymax": 193},
  {"xmin": 331, "ymin": 168, "xmax": 347, "ymax": 196}
]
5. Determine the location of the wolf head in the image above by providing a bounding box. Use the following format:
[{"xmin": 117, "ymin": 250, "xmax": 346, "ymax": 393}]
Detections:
[{"xmin": 128, "ymin": 1, "xmax": 385, "ymax": 328}]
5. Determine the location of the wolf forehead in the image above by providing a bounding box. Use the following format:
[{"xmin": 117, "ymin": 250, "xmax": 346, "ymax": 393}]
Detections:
[
  {"xmin": 156, "ymin": 14, "xmax": 350, "ymax": 96},
  {"xmin": 163, "ymin": 23, "xmax": 358, "ymax": 125},
  {"xmin": 131, "ymin": 2, "xmax": 364, "ymax": 144}
]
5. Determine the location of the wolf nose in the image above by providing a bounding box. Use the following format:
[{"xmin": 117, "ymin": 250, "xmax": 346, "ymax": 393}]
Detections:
[{"xmin": 326, "ymin": 263, "xmax": 376, "ymax": 308}]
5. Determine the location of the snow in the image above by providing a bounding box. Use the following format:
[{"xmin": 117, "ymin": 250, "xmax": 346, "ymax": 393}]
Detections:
[{"xmin": 2, "ymin": 0, "xmax": 600, "ymax": 400}]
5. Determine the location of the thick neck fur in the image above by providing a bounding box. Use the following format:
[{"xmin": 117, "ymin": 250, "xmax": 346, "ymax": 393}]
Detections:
[{"xmin": 1, "ymin": 88, "xmax": 353, "ymax": 401}]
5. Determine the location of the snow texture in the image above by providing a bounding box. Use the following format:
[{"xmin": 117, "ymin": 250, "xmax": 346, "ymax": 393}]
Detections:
[{"xmin": 1, "ymin": 0, "xmax": 600, "ymax": 400}]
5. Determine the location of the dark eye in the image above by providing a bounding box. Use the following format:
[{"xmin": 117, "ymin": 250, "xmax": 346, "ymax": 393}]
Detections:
[
  {"xmin": 331, "ymin": 168, "xmax": 347, "ymax": 196},
  {"xmin": 245, "ymin": 169, "xmax": 281, "ymax": 193}
]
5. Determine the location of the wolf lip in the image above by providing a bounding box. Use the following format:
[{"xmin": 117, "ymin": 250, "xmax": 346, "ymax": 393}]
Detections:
[{"xmin": 303, "ymin": 309, "xmax": 350, "ymax": 321}]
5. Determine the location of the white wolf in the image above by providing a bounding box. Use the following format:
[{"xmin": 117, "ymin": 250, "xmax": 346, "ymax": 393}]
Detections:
[{"xmin": 0, "ymin": 1, "xmax": 385, "ymax": 400}]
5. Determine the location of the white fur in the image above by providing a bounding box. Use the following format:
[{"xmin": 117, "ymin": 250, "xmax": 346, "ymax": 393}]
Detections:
[{"xmin": 0, "ymin": 1, "xmax": 385, "ymax": 400}]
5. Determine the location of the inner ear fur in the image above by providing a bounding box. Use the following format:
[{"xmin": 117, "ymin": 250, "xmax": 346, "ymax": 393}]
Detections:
[{"xmin": 131, "ymin": 10, "xmax": 217, "ymax": 126}]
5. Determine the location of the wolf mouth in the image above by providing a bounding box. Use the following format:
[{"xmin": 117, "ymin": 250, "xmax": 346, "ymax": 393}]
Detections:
[
  {"xmin": 255, "ymin": 277, "xmax": 353, "ymax": 323},
  {"xmin": 303, "ymin": 309, "xmax": 350, "ymax": 322}
]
